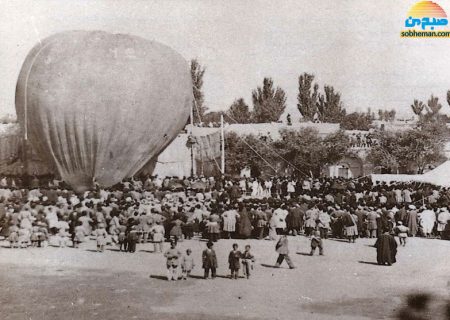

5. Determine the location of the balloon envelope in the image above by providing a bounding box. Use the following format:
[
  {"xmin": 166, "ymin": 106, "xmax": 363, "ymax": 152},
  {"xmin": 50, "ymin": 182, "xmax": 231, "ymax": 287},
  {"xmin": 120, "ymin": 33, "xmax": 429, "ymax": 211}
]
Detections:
[{"xmin": 15, "ymin": 30, "xmax": 192, "ymax": 192}]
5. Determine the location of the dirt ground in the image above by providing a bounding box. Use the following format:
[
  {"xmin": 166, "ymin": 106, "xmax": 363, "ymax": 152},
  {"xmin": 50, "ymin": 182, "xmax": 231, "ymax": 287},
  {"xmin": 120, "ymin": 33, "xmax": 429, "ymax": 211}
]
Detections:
[{"xmin": 0, "ymin": 236, "xmax": 449, "ymax": 320}]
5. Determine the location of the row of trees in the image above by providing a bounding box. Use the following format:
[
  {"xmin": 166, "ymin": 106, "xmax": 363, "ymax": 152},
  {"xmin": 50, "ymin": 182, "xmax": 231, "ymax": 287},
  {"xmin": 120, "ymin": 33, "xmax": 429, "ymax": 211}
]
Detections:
[
  {"xmin": 409, "ymin": 94, "xmax": 450, "ymax": 124},
  {"xmin": 192, "ymin": 59, "xmax": 450, "ymax": 129},
  {"xmin": 192, "ymin": 59, "xmax": 450, "ymax": 177},
  {"xmin": 192, "ymin": 61, "xmax": 417, "ymax": 131},
  {"xmin": 225, "ymin": 116, "xmax": 448, "ymax": 177},
  {"xmin": 191, "ymin": 58, "xmax": 287, "ymax": 124},
  {"xmin": 297, "ymin": 73, "xmax": 346, "ymax": 123},
  {"xmin": 224, "ymin": 98, "xmax": 450, "ymax": 177},
  {"xmin": 200, "ymin": 77, "xmax": 287, "ymax": 124}
]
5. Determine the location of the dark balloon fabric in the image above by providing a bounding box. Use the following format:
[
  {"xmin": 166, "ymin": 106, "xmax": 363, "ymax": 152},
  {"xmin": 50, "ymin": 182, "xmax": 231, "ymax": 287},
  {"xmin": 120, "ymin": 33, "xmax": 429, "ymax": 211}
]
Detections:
[{"xmin": 15, "ymin": 31, "xmax": 192, "ymax": 192}]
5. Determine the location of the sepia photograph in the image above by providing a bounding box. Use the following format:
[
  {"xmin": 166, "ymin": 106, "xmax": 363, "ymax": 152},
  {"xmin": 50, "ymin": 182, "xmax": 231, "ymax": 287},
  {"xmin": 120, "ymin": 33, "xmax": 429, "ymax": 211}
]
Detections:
[{"xmin": 0, "ymin": 1, "xmax": 450, "ymax": 319}]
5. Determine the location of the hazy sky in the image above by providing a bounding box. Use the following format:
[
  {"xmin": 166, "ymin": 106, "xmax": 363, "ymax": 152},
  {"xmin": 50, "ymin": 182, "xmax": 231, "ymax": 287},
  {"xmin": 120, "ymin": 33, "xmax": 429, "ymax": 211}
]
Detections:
[{"xmin": 1, "ymin": 0, "xmax": 450, "ymax": 120}]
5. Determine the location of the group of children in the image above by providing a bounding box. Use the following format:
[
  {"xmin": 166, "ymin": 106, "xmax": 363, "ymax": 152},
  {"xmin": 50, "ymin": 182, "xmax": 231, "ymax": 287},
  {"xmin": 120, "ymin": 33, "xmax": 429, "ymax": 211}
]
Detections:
[
  {"xmin": 163, "ymin": 233, "xmax": 322, "ymax": 281},
  {"xmin": 228, "ymin": 243, "xmax": 255, "ymax": 279},
  {"xmin": 8, "ymin": 221, "xmax": 57, "ymax": 248},
  {"xmin": 163, "ymin": 240, "xmax": 255, "ymax": 281}
]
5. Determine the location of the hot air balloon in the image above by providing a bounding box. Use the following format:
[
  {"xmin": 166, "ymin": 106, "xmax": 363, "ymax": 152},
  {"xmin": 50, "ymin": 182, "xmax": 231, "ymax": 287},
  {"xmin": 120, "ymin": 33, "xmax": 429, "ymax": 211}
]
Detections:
[{"xmin": 15, "ymin": 30, "xmax": 192, "ymax": 193}]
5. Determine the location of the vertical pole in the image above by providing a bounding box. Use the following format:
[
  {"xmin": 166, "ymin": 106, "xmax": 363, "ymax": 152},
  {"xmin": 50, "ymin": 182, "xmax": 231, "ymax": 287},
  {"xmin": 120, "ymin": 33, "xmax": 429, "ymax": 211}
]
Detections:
[
  {"xmin": 190, "ymin": 145, "xmax": 194, "ymax": 177},
  {"xmin": 23, "ymin": 102, "xmax": 29, "ymax": 186},
  {"xmin": 190, "ymin": 100, "xmax": 194, "ymax": 127},
  {"xmin": 220, "ymin": 114, "xmax": 225, "ymax": 175},
  {"xmin": 190, "ymin": 101, "xmax": 195, "ymax": 177}
]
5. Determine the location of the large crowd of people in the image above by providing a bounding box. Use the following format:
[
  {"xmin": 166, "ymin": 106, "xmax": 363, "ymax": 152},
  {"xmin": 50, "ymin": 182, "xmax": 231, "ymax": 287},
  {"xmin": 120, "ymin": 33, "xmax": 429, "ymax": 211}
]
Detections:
[{"xmin": 1, "ymin": 174, "xmax": 450, "ymax": 253}]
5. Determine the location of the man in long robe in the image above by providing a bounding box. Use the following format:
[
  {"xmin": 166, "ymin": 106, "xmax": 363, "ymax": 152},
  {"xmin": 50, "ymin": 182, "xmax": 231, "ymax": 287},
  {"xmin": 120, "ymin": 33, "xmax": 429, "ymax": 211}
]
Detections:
[
  {"xmin": 406, "ymin": 205, "xmax": 418, "ymax": 236},
  {"xmin": 238, "ymin": 205, "xmax": 252, "ymax": 239},
  {"xmin": 374, "ymin": 231, "xmax": 398, "ymax": 266},
  {"xmin": 287, "ymin": 204, "xmax": 303, "ymax": 236}
]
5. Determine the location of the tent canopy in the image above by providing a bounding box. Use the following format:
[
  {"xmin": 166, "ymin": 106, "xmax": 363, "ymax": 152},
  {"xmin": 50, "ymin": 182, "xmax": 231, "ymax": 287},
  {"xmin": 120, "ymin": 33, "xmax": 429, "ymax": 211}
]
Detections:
[{"xmin": 371, "ymin": 160, "xmax": 450, "ymax": 187}]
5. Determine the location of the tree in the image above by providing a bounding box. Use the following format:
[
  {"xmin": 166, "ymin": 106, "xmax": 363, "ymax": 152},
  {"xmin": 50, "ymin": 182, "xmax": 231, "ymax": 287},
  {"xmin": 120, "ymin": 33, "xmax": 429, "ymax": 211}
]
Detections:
[
  {"xmin": 316, "ymin": 85, "xmax": 346, "ymax": 123},
  {"xmin": 225, "ymin": 98, "xmax": 252, "ymax": 123},
  {"xmin": 202, "ymin": 111, "xmax": 223, "ymax": 125},
  {"xmin": 367, "ymin": 108, "xmax": 376, "ymax": 120},
  {"xmin": 273, "ymin": 128, "xmax": 350, "ymax": 177},
  {"xmin": 340, "ymin": 112, "xmax": 373, "ymax": 131},
  {"xmin": 224, "ymin": 132, "xmax": 251, "ymax": 175},
  {"xmin": 376, "ymin": 109, "xmax": 396, "ymax": 122},
  {"xmin": 224, "ymin": 132, "xmax": 275, "ymax": 176},
  {"xmin": 411, "ymin": 99, "xmax": 425, "ymax": 117},
  {"xmin": 191, "ymin": 59, "xmax": 207, "ymax": 124},
  {"xmin": 297, "ymin": 73, "xmax": 319, "ymax": 121},
  {"xmin": 418, "ymin": 94, "xmax": 447, "ymax": 123},
  {"xmin": 401, "ymin": 129, "xmax": 446, "ymax": 173},
  {"xmin": 225, "ymin": 128, "xmax": 351, "ymax": 178},
  {"xmin": 427, "ymin": 94, "xmax": 442, "ymax": 114},
  {"xmin": 322, "ymin": 130, "xmax": 352, "ymax": 166},
  {"xmin": 387, "ymin": 109, "xmax": 396, "ymax": 121},
  {"xmin": 369, "ymin": 118, "xmax": 446, "ymax": 174},
  {"xmin": 378, "ymin": 109, "xmax": 383, "ymax": 120},
  {"xmin": 252, "ymin": 78, "xmax": 287, "ymax": 123},
  {"xmin": 447, "ymin": 90, "xmax": 450, "ymax": 107}
]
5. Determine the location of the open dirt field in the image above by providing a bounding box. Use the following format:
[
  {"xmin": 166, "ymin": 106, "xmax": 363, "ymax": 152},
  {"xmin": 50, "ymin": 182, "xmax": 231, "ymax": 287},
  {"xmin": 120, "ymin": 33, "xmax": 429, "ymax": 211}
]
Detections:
[{"xmin": 1, "ymin": 236, "xmax": 449, "ymax": 320}]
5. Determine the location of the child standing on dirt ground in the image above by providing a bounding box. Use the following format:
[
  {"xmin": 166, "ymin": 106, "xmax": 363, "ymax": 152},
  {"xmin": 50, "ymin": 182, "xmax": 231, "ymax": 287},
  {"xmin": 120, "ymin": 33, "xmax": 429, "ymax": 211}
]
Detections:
[
  {"xmin": 241, "ymin": 245, "xmax": 255, "ymax": 279},
  {"xmin": 164, "ymin": 240, "xmax": 182, "ymax": 281},
  {"xmin": 73, "ymin": 222, "xmax": 85, "ymax": 249},
  {"xmin": 181, "ymin": 249, "xmax": 195, "ymax": 280},
  {"xmin": 8, "ymin": 224, "xmax": 19, "ymax": 248},
  {"xmin": 395, "ymin": 221, "xmax": 409, "ymax": 247},
  {"xmin": 310, "ymin": 230, "xmax": 324, "ymax": 256},
  {"xmin": 228, "ymin": 243, "xmax": 242, "ymax": 279},
  {"xmin": 117, "ymin": 225, "xmax": 127, "ymax": 252},
  {"xmin": 95, "ymin": 223, "xmax": 108, "ymax": 252},
  {"xmin": 58, "ymin": 228, "xmax": 69, "ymax": 248},
  {"xmin": 202, "ymin": 241, "xmax": 218, "ymax": 279}
]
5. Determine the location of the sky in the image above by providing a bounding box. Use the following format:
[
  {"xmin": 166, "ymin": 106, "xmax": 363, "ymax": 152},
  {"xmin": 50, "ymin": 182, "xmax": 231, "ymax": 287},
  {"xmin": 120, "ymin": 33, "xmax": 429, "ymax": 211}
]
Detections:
[{"xmin": 1, "ymin": 0, "xmax": 450, "ymax": 120}]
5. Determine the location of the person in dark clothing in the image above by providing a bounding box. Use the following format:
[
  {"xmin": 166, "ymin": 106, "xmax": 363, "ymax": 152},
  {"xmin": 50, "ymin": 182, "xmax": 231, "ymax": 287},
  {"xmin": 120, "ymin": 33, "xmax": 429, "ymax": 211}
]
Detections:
[
  {"xmin": 202, "ymin": 241, "xmax": 218, "ymax": 279},
  {"xmin": 287, "ymin": 204, "xmax": 303, "ymax": 236},
  {"xmin": 374, "ymin": 229, "xmax": 398, "ymax": 266},
  {"xmin": 238, "ymin": 205, "xmax": 252, "ymax": 239},
  {"xmin": 127, "ymin": 225, "xmax": 139, "ymax": 253},
  {"xmin": 228, "ymin": 243, "xmax": 242, "ymax": 279}
]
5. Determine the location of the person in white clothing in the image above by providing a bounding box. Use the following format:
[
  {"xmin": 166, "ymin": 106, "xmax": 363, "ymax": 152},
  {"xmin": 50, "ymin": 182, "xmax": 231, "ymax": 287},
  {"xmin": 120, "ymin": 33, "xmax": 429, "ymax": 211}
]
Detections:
[{"xmin": 272, "ymin": 205, "xmax": 288, "ymax": 235}]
